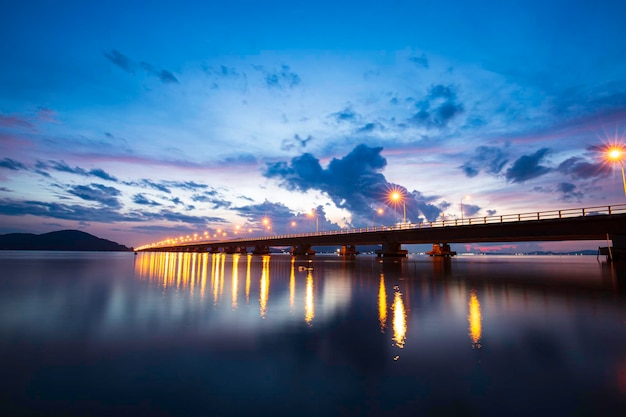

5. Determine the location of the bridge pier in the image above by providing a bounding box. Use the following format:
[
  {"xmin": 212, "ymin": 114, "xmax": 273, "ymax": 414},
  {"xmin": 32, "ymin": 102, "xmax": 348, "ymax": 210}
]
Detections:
[
  {"xmin": 224, "ymin": 245, "xmax": 248, "ymax": 254},
  {"xmin": 291, "ymin": 243, "xmax": 316, "ymax": 256},
  {"xmin": 600, "ymin": 234, "xmax": 626, "ymax": 261},
  {"xmin": 252, "ymin": 245, "xmax": 270, "ymax": 255},
  {"xmin": 426, "ymin": 243, "xmax": 457, "ymax": 257},
  {"xmin": 376, "ymin": 241, "xmax": 408, "ymax": 258},
  {"xmin": 339, "ymin": 244, "xmax": 359, "ymax": 257}
]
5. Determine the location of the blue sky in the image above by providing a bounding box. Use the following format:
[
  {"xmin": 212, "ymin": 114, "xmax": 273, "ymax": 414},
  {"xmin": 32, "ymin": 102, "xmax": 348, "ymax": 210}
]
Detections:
[{"xmin": 1, "ymin": 0, "xmax": 626, "ymax": 251}]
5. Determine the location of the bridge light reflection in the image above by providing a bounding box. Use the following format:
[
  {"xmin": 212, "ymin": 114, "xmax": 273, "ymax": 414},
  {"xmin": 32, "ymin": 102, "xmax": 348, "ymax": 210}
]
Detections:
[
  {"xmin": 392, "ymin": 287, "xmax": 407, "ymax": 349},
  {"xmin": 305, "ymin": 270, "xmax": 315, "ymax": 325},
  {"xmin": 259, "ymin": 255, "xmax": 270, "ymax": 318},
  {"xmin": 378, "ymin": 274, "xmax": 387, "ymax": 332},
  {"xmin": 468, "ymin": 289, "xmax": 482, "ymax": 348},
  {"xmin": 232, "ymin": 254, "xmax": 240, "ymax": 309}
]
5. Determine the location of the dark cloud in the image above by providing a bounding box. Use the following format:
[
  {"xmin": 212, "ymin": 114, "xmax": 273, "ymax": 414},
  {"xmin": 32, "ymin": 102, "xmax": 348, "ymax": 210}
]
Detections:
[
  {"xmin": 264, "ymin": 144, "xmax": 442, "ymax": 224},
  {"xmin": 0, "ymin": 198, "xmax": 136, "ymax": 223},
  {"xmin": 255, "ymin": 64, "xmax": 301, "ymax": 89},
  {"xmin": 356, "ymin": 122, "xmax": 384, "ymax": 133},
  {"xmin": 204, "ymin": 65, "xmax": 242, "ymax": 78},
  {"xmin": 281, "ymin": 134, "xmax": 312, "ymax": 151},
  {"xmin": 191, "ymin": 190, "xmax": 231, "ymax": 209},
  {"xmin": 124, "ymin": 179, "xmax": 171, "ymax": 193},
  {"xmin": 88, "ymin": 168, "xmax": 118, "ymax": 182},
  {"xmin": 103, "ymin": 49, "xmax": 135, "ymax": 74},
  {"xmin": 104, "ymin": 49, "xmax": 178, "ymax": 84},
  {"xmin": 36, "ymin": 160, "xmax": 118, "ymax": 182},
  {"xmin": 0, "ymin": 186, "xmax": 11, "ymax": 192},
  {"xmin": 0, "ymin": 197, "xmax": 224, "ymax": 226},
  {"xmin": 486, "ymin": 209, "xmax": 497, "ymax": 216},
  {"xmin": 461, "ymin": 146, "xmax": 509, "ymax": 177},
  {"xmin": 68, "ymin": 184, "xmax": 122, "ymax": 208},
  {"xmin": 462, "ymin": 204, "xmax": 481, "ymax": 218},
  {"xmin": 234, "ymin": 201, "xmax": 339, "ymax": 234},
  {"xmin": 165, "ymin": 181, "xmax": 208, "ymax": 191},
  {"xmin": 132, "ymin": 194, "xmax": 161, "ymax": 206},
  {"xmin": 505, "ymin": 148, "xmax": 552, "ymax": 183},
  {"xmin": 409, "ymin": 84, "xmax": 464, "ymax": 127},
  {"xmin": 140, "ymin": 62, "xmax": 179, "ymax": 84},
  {"xmin": 0, "ymin": 158, "xmax": 27, "ymax": 171},
  {"xmin": 408, "ymin": 54, "xmax": 429, "ymax": 68},
  {"xmin": 557, "ymin": 156, "xmax": 610, "ymax": 180},
  {"xmin": 330, "ymin": 106, "xmax": 359, "ymax": 123},
  {"xmin": 556, "ymin": 182, "xmax": 584, "ymax": 201}
]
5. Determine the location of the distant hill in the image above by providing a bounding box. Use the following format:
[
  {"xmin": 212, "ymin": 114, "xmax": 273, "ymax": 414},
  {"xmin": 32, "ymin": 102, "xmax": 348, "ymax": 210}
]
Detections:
[{"xmin": 0, "ymin": 230, "xmax": 131, "ymax": 251}]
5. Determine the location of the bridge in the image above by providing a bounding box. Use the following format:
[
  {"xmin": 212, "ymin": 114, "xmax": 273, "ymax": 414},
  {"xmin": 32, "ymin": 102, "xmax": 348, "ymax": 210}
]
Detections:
[{"xmin": 135, "ymin": 204, "xmax": 626, "ymax": 259}]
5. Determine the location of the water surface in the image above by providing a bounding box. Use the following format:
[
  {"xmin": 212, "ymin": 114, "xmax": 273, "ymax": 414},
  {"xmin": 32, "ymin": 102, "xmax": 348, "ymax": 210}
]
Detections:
[{"xmin": 1, "ymin": 251, "xmax": 625, "ymax": 416}]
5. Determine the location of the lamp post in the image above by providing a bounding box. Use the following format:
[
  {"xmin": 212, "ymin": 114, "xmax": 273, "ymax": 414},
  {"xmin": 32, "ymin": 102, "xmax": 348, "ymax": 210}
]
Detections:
[
  {"xmin": 607, "ymin": 147, "xmax": 626, "ymax": 196},
  {"xmin": 390, "ymin": 191, "xmax": 406, "ymax": 225},
  {"xmin": 373, "ymin": 208, "xmax": 384, "ymax": 227},
  {"xmin": 460, "ymin": 195, "xmax": 470, "ymax": 224},
  {"xmin": 308, "ymin": 209, "xmax": 319, "ymax": 233}
]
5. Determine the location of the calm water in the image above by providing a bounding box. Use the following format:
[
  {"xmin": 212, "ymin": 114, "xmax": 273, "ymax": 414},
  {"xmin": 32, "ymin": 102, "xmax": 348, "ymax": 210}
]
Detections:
[{"xmin": 1, "ymin": 251, "xmax": 625, "ymax": 416}]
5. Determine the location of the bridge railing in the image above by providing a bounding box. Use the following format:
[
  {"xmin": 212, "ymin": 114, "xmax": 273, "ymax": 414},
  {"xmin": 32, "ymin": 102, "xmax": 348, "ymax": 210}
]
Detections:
[{"xmin": 136, "ymin": 204, "xmax": 626, "ymax": 250}]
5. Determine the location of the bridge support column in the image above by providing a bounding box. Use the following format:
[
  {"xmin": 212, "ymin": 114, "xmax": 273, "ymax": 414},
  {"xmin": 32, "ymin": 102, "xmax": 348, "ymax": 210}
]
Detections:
[
  {"xmin": 224, "ymin": 246, "xmax": 248, "ymax": 254},
  {"xmin": 291, "ymin": 243, "xmax": 316, "ymax": 256},
  {"xmin": 376, "ymin": 242, "xmax": 408, "ymax": 258},
  {"xmin": 339, "ymin": 244, "xmax": 359, "ymax": 257},
  {"xmin": 601, "ymin": 234, "xmax": 626, "ymax": 261},
  {"xmin": 252, "ymin": 245, "xmax": 270, "ymax": 255},
  {"xmin": 426, "ymin": 243, "xmax": 457, "ymax": 257}
]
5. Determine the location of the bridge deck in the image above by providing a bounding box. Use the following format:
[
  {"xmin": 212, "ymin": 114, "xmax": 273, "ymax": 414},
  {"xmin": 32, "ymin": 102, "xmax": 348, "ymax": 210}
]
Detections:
[{"xmin": 136, "ymin": 204, "xmax": 626, "ymax": 252}]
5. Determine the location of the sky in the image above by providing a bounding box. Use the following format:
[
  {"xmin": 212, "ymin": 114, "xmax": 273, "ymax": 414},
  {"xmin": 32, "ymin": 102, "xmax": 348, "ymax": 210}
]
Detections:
[{"xmin": 1, "ymin": 0, "xmax": 626, "ymax": 252}]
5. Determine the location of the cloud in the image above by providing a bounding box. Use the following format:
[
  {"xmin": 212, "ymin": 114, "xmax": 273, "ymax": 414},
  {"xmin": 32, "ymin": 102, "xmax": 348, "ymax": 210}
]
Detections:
[
  {"xmin": 132, "ymin": 194, "xmax": 161, "ymax": 206},
  {"xmin": 104, "ymin": 49, "xmax": 179, "ymax": 84},
  {"xmin": 68, "ymin": 184, "xmax": 122, "ymax": 208},
  {"xmin": 330, "ymin": 106, "xmax": 360, "ymax": 123},
  {"xmin": 264, "ymin": 144, "xmax": 442, "ymax": 224},
  {"xmin": 0, "ymin": 198, "xmax": 136, "ymax": 223},
  {"xmin": 0, "ymin": 158, "xmax": 27, "ymax": 171},
  {"xmin": 191, "ymin": 190, "xmax": 231, "ymax": 209},
  {"xmin": 0, "ymin": 186, "xmax": 11, "ymax": 192},
  {"xmin": 505, "ymin": 148, "xmax": 551, "ymax": 183},
  {"xmin": 556, "ymin": 182, "xmax": 584, "ymax": 201},
  {"xmin": 104, "ymin": 49, "xmax": 135, "ymax": 74},
  {"xmin": 461, "ymin": 146, "xmax": 509, "ymax": 177},
  {"xmin": 281, "ymin": 134, "xmax": 312, "ymax": 151},
  {"xmin": 140, "ymin": 62, "xmax": 179, "ymax": 84},
  {"xmin": 0, "ymin": 197, "xmax": 224, "ymax": 226},
  {"xmin": 409, "ymin": 84, "xmax": 464, "ymax": 127},
  {"xmin": 36, "ymin": 160, "xmax": 118, "ymax": 181},
  {"xmin": 557, "ymin": 156, "xmax": 610, "ymax": 179},
  {"xmin": 462, "ymin": 204, "xmax": 481, "ymax": 218},
  {"xmin": 255, "ymin": 64, "xmax": 301, "ymax": 89},
  {"xmin": 408, "ymin": 53, "xmax": 429, "ymax": 68},
  {"xmin": 0, "ymin": 112, "xmax": 34, "ymax": 130}
]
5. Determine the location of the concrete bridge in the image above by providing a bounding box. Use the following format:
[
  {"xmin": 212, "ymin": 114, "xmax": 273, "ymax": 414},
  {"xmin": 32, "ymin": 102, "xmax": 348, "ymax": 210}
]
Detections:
[{"xmin": 136, "ymin": 204, "xmax": 626, "ymax": 259}]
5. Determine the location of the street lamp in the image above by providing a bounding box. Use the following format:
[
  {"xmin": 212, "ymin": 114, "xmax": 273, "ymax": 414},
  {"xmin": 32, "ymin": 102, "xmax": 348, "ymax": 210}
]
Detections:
[
  {"xmin": 460, "ymin": 195, "xmax": 470, "ymax": 224},
  {"xmin": 308, "ymin": 209, "xmax": 319, "ymax": 233},
  {"xmin": 262, "ymin": 218, "xmax": 271, "ymax": 234},
  {"xmin": 607, "ymin": 146, "xmax": 626, "ymax": 196},
  {"xmin": 390, "ymin": 191, "xmax": 407, "ymax": 225},
  {"xmin": 373, "ymin": 208, "xmax": 384, "ymax": 227}
]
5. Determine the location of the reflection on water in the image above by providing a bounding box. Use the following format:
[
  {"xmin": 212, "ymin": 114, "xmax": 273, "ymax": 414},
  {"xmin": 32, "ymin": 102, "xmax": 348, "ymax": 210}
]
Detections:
[
  {"xmin": 392, "ymin": 286, "xmax": 407, "ymax": 349},
  {"xmin": 378, "ymin": 273, "xmax": 387, "ymax": 332},
  {"xmin": 468, "ymin": 289, "xmax": 482, "ymax": 348},
  {"xmin": 1, "ymin": 251, "xmax": 626, "ymax": 417}
]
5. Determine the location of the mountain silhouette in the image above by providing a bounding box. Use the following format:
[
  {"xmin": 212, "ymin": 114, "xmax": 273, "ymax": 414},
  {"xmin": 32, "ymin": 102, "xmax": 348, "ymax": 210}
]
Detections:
[{"xmin": 0, "ymin": 230, "xmax": 131, "ymax": 251}]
